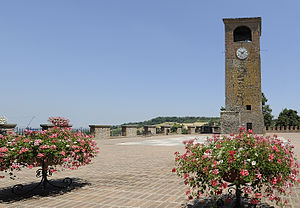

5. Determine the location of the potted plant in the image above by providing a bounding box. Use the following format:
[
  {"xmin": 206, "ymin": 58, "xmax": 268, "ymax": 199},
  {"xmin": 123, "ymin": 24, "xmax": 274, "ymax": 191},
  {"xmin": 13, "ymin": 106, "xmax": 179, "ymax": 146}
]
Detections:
[
  {"xmin": 0, "ymin": 117, "xmax": 99, "ymax": 192},
  {"xmin": 173, "ymin": 128, "xmax": 300, "ymax": 207}
]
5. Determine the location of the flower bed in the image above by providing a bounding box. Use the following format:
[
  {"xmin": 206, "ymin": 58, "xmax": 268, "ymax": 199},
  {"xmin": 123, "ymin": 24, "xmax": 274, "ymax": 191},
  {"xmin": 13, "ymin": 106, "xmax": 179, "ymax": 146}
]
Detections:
[{"xmin": 173, "ymin": 128, "xmax": 300, "ymax": 207}]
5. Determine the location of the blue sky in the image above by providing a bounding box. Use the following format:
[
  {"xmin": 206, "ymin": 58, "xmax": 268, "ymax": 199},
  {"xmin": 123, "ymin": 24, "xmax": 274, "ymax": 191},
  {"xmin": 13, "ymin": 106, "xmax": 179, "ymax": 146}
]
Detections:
[{"xmin": 1, "ymin": 1, "xmax": 299, "ymax": 128}]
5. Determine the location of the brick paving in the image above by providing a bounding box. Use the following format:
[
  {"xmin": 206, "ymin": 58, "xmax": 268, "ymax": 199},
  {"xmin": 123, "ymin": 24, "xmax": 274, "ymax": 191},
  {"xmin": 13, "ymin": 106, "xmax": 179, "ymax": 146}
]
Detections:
[{"xmin": 0, "ymin": 133, "xmax": 300, "ymax": 207}]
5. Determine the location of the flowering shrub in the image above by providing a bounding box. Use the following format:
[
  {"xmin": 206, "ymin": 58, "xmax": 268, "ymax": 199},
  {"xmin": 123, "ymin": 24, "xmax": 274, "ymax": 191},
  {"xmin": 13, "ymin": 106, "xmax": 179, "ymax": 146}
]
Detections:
[
  {"xmin": 173, "ymin": 128, "xmax": 300, "ymax": 207},
  {"xmin": 0, "ymin": 118, "xmax": 99, "ymax": 179},
  {"xmin": 48, "ymin": 117, "xmax": 70, "ymax": 127}
]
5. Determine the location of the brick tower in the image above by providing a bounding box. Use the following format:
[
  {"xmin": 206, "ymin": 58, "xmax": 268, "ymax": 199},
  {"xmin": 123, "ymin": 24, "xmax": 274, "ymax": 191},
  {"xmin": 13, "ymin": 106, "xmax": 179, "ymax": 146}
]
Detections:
[{"xmin": 220, "ymin": 17, "xmax": 264, "ymax": 134}]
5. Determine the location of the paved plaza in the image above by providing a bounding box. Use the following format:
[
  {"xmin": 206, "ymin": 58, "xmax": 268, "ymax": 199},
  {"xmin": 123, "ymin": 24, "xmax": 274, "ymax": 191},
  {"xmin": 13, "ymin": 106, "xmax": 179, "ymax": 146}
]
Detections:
[{"xmin": 0, "ymin": 133, "xmax": 300, "ymax": 208}]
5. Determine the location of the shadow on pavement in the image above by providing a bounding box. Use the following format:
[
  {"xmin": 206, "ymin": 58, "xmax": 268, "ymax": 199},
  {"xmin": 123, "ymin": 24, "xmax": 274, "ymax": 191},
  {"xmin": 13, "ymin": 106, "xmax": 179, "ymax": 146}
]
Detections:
[
  {"xmin": 186, "ymin": 196, "xmax": 275, "ymax": 208},
  {"xmin": 0, "ymin": 177, "xmax": 90, "ymax": 203}
]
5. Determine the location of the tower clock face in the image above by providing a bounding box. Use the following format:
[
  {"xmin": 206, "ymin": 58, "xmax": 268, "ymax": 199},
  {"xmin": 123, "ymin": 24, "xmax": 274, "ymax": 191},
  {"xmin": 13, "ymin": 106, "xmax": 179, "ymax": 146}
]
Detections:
[{"xmin": 236, "ymin": 47, "xmax": 248, "ymax": 60}]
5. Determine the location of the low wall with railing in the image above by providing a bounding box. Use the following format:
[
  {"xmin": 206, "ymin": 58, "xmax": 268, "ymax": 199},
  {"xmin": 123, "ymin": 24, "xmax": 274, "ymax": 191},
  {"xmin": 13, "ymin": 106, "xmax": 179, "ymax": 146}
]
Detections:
[{"xmin": 265, "ymin": 126, "xmax": 300, "ymax": 133}]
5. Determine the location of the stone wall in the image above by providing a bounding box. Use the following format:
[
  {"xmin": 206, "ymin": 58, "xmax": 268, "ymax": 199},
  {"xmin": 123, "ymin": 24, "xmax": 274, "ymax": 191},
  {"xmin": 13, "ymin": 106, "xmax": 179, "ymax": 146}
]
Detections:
[
  {"xmin": 161, "ymin": 126, "xmax": 171, "ymax": 135},
  {"xmin": 144, "ymin": 125, "xmax": 156, "ymax": 136},
  {"xmin": 122, "ymin": 125, "xmax": 137, "ymax": 137},
  {"xmin": 177, "ymin": 127, "xmax": 182, "ymax": 134},
  {"xmin": 220, "ymin": 111, "xmax": 240, "ymax": 134},
  {"xmin": 188, "ymin": 126, "xmax": 195, "ymax": 134},
  {"xmin": 89, "ymin": 125, "xmax": 111, "ymax": 139}
]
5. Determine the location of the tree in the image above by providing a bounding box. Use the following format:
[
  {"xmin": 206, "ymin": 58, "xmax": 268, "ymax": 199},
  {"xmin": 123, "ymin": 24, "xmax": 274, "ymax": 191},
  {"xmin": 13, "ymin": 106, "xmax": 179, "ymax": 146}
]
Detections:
[
  {"xmin": 262, "ymin": 93, "xmax": 274, "ymax": 127},
  {"xmin": 276, "ymin": 108, "xmax": 300, "ymax": 127}
]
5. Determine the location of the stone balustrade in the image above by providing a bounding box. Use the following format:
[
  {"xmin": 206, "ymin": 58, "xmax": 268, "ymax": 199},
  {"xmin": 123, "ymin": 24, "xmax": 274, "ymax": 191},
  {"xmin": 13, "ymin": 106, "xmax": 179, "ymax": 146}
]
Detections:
[
  {"xmin": 89, "ymin": 125, "xmax": 111, "ymax": 139},
  {"xmin": 265, "ymin": 126, "xmax": 300, "ymax": 133}
]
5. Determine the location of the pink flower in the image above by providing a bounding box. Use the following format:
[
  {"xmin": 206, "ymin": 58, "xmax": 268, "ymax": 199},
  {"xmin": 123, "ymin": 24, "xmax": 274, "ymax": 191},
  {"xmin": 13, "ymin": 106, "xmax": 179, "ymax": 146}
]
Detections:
[
  {"xmin": 28, "ymin": 165, "xmax": 34, "ymax": 169},
  {"xmin": 0, "ymin": 147, "xmax": 8, "ymax": 152},
  {"xmin": 240, "ymin": 169, "xmax": 249, "ymax": 177},
  {"xmin": 271, "ymin": 177, "xmax": 277, "ymax": 185},
  {"xmin": 37, "ymin": 153, "xmax": 45, "ymax": 158},
  {"xmin": 60, "ymin": 151, "xmax": 66, "ymax": 156},
  {"xmin": 257, "ymin": 173, "xmax": 262, "ymax": 179},
  {"xmin": 212, "ymin": 169, "xmax": 219, "ymax": 175},
  {"xmin": 272, "ymin": 145, "xmax": 279, "ymax": 152},
  {"xmin": 268, "ymin": 153, "xmax": 274, "ymax": 161},
  {"xmin": 34, "ymin": 139, "xmax": 42, "ymax": 146},
  {"xmin": 50, "ymin": 145, "xmax": 56, "ymax": 150},
  {"xmin": 11, "ymin": 163, "xmax": 20, "ymax": 169}
]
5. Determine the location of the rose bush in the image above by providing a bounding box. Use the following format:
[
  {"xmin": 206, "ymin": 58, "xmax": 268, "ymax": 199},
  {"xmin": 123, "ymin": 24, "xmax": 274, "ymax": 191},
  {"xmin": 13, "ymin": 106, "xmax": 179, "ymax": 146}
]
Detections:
[
  {"xmin": 173, "ymin": 128, "xmax": 300, "ymax": 207},
  {"xmin": 0, "ymin": 117, "xmax": 99, "ymax": 179}
]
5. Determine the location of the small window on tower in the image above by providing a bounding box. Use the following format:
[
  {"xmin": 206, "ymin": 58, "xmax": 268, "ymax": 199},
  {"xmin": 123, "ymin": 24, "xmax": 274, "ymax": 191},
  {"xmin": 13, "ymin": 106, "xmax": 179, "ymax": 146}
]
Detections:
[
  {"xmin": 246, "ymin": 105, "xmax": 251, "ymax": 110},
  {"xmin": 246, "ymin": 123, "xmax": 253, "ymax": 130},
  {"xmin": 234, "ymin": 26, "xmax": 252, "ymax": 42}
]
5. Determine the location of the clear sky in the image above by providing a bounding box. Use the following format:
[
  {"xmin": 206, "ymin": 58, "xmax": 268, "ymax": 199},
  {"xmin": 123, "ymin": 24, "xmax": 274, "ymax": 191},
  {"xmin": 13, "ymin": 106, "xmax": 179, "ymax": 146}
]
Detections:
[{"xmin": 1, "ymin": 1, "xmax": 299, "ymax": 128}]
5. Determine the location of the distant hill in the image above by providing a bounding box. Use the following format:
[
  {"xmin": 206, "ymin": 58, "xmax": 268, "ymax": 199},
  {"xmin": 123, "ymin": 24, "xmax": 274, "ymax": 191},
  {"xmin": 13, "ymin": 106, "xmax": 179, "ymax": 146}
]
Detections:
[{"xmin": 121, "ymin": 116, "xmax": 220, "ymax": 127}]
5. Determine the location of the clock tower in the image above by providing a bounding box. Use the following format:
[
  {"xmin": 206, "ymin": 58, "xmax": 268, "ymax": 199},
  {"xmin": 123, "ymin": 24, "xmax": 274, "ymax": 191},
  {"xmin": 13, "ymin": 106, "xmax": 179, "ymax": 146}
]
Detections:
[{"xmin": 220, "ymin": 17, "xmax": 264, "ymax": 134}]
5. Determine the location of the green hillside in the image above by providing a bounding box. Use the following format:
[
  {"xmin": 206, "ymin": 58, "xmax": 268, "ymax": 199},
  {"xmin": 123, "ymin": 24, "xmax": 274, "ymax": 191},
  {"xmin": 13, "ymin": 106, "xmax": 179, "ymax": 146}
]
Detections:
[{"xmin": 122, "ymin": 116, "xmax": 220, "ymax": 127}]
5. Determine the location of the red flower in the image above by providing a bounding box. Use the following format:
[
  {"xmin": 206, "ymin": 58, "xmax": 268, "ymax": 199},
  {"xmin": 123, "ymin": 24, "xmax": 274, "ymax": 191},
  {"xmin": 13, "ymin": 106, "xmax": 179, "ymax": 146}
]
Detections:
[
  {"xmin": 184, "ymin": 173, "xmax": 189, "ymax": 179},
  {"xmin": 186, "ymin": 189, "xmax": 190, "ymax": 195},
  {"xmin": 229, "ymin": 150, "xmax": 236, "ymax": 157},
  {"xmin": 255, "ymin": 193, "xmax": 262, "ymax": 199},
  {"xmin": 211, "ymin": 179, "xmax": 217, "ymax": 187},
  {"xmin": 250, "ymin": 198, "xmax": 259, "ymax": 204},
  {"xmin": 171, "ymin": 168, "xmax": 176, "ymax": 173}
]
